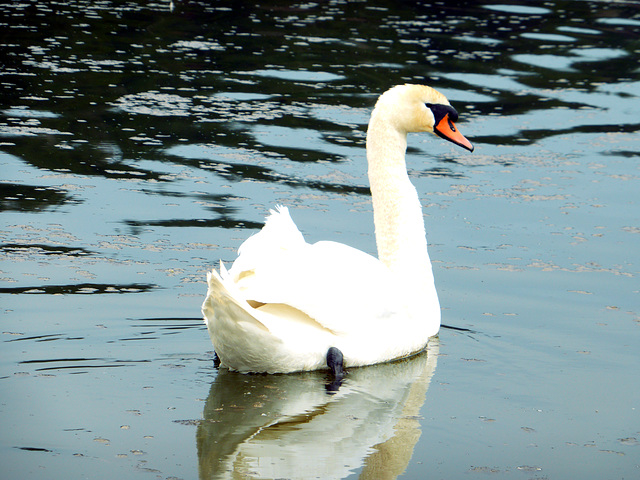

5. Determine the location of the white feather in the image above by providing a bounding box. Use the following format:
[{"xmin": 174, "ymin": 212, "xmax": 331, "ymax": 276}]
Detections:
[{"xmin": 202, "ymin": 84, "xmax": 473, "ymax": 373}]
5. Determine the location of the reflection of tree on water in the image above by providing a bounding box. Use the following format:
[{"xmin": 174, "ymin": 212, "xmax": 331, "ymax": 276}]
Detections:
[{"xmin": 197, "ymin": 339, "xmax": 439, "ymax": 480}]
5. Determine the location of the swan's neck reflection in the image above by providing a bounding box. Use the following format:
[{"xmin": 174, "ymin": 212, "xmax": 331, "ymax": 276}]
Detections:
[{"xmin": 197, "ymin": 339, "xmax": 439, "ymax": 479}]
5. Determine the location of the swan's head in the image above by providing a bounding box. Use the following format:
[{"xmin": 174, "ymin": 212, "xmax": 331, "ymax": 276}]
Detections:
[{"xmin": 373, "ymin": 84, "xmax": 474, "ymax": 152}]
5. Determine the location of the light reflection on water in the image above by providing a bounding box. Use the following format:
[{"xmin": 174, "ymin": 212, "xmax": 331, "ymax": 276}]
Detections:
[
  {"xmin": 197, "ymin": 343, "xmax": 438, "ymax": 479},
  {"xmin": 1, "ymin": 1, "xmax": 639, "ymax": 479}
]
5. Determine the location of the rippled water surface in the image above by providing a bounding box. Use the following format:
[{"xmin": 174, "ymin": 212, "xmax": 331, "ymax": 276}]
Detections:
[{"xmin": 1, "ymin": 1, "xmax": 639, "ymax": 479}]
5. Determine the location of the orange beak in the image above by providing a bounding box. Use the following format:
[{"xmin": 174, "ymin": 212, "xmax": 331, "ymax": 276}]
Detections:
[{"xmin": 434, "ymin": 114, "xmax": 474, "ymax": 152}]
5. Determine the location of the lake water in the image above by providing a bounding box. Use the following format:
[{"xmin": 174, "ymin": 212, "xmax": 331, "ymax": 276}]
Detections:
[{"xmin": 1, "ymin": 1, "xmax": 639, "ymax": 479}]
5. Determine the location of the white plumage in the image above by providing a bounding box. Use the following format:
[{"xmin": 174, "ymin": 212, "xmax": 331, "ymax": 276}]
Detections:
[{"xmin": 202, "ymin": 84, "xmax": 473, "ymax": 373}]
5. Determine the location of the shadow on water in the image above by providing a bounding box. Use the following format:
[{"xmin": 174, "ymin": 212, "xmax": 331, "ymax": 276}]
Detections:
[
  {"xmin": 0, "ymin": 282, "xmax": 156, "ymax": 295},
  {"xmin": 1, "ymin": 243, "xmax": 95, "ymax": 256},
  {"xmin": 2, "ymin": 1, "xmax": 638, "ymax": 245},
  {"xmin": 4, "ymin": 1, "xmax": 637, "ymax": 208},
  {"xmin": 196, "ymin": 341, "xmax": 439, "ymax": 480},
  {"xmin": 0, "ymin": 182, "xmax": 78, "ymax": 212}
]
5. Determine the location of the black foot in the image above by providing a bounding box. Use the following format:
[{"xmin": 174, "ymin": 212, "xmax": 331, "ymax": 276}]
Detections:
[
  {"xmin": 326, "ymin": 347, "xmax": 345, "ymax": 393},
  {"xmin": 212, "ymin": 351, "xmax": 221, "ymax": 368}
]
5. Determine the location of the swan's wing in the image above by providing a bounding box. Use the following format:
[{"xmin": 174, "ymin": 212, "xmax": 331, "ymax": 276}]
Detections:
[{"xmin": 228, "ymin": 238, "xmax": 404, "ymax": 337}]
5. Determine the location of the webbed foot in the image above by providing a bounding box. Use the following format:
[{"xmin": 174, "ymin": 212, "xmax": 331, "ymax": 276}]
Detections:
[{"xmin": 326, "ymin": 346, "xmax": 345, "ymax": 393}]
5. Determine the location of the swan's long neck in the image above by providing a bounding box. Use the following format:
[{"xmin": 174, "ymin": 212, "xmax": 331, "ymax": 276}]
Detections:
[{"xmin": 366, "ymin": 110, "xmax": 440, "ymax": 320}]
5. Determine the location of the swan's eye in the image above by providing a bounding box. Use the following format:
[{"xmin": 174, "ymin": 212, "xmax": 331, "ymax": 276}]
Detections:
[{"xmin": 426, "ymin": 103, "xmax": 459, "ymax": 124}]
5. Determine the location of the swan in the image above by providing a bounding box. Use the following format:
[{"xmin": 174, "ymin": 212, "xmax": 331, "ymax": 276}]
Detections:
[{"xmin": 202, "ymin": 84, "xmax": 473, "ymax": 375}]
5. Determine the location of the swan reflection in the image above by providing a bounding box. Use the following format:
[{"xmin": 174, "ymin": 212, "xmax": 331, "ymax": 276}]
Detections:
[{"xmin": 197, "ymin": 339, "xmax": 439, "ymax": 479}]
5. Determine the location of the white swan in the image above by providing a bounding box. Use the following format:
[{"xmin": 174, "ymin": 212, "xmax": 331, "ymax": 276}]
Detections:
[{"xmin": 202, "ymin": 84, "xmax": 473, "ymax": 374}]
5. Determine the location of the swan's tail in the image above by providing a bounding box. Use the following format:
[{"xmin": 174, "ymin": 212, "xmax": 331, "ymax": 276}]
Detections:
[
  {"xmin": 202, "ymin": 268, "xmax": 268, "ymax": 334},
  {"xmin": 203, "ymin": 268, "xmax": 293, "ymax": 372}
]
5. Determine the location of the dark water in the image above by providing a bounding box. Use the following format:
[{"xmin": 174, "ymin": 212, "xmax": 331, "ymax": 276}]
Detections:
[{"xmin": 1, "ymin": 1, "xmax": 639, "ymax": 479}]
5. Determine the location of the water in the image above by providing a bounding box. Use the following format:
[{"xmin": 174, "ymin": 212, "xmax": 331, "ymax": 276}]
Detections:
[{"xmin": 1, "ymin": 1, "xmax": 639, "ymax": 478}]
